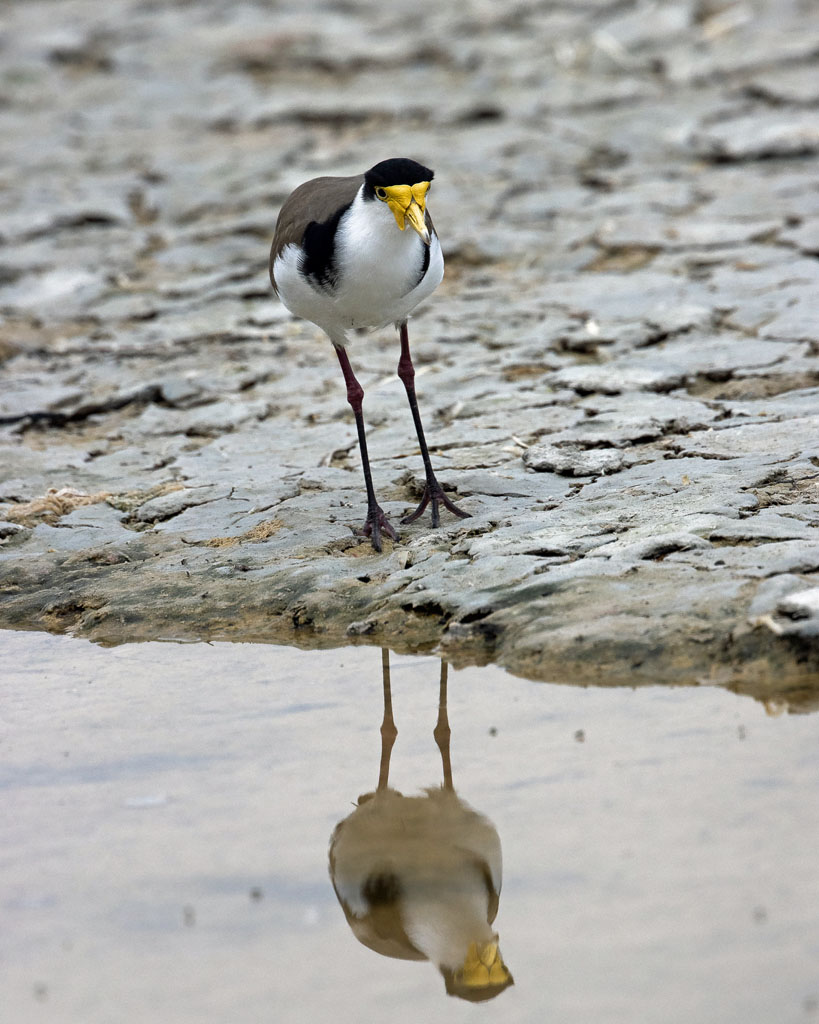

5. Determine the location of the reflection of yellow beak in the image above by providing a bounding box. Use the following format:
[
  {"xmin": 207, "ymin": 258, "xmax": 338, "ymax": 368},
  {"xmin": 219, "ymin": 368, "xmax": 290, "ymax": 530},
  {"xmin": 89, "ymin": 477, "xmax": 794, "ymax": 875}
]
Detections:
[
  {"xmin": 384, "ymin": 182, "xmax": 431, "ymax": 245},
  {"xmin": 458, "ymin": 941, "xmax": 512, "ymax": 989}
]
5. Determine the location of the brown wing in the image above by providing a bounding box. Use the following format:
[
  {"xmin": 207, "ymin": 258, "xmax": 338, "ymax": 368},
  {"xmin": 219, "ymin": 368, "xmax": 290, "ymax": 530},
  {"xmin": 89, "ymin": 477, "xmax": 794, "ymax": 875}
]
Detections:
[{"xmin": 269, "ymin": 173, "xmax": 364, "ymax": 292}]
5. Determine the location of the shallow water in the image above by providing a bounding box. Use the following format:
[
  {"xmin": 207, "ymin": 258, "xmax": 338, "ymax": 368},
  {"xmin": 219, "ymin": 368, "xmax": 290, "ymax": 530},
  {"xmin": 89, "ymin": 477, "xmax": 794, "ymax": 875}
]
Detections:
[{"xmin": 2, "ymin": 630, "xmax": 817, "ymax": 1023}]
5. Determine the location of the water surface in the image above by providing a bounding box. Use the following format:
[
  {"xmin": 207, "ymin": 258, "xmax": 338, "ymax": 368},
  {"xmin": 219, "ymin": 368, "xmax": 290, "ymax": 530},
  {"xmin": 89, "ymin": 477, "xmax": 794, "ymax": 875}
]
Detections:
[{"xmin": 2, "ymin": 631, "xmax": 817, "ymax": 1023}]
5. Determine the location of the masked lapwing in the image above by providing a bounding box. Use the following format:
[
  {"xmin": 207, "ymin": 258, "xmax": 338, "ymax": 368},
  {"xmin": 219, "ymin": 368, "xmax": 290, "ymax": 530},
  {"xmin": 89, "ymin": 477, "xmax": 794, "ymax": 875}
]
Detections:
[
  {"xmin": 269, "ymin": 158, "xmax": 471, "ymax": 551},
  {"xmin": 329, "ymin": 652, "xmax": 513, "ymax": 1001}
]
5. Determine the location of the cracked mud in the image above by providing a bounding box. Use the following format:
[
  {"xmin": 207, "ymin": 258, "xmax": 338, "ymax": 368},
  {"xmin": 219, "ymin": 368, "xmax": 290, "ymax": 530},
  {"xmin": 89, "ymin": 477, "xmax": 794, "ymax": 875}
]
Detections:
[{"xmin": 1, "ymin": 0, "xmax": 818, "ymax": 706}]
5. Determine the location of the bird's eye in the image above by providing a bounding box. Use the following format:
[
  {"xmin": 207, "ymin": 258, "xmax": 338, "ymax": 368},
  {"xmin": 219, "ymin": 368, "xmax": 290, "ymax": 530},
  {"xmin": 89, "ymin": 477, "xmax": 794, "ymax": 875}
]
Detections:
[{"xmin": 375, "ymin": 187, "xmax": 388, "ymax": 200}]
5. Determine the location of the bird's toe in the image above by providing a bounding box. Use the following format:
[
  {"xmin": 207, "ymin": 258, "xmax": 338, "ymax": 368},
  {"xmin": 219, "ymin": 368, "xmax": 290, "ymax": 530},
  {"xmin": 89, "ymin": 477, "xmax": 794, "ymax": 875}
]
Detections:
[
  {"xmin": 359, "ymin": 505, "xmax": 399, "ymax": 551},
  {"xmin": 402, "ymin": 479, "xmax": 470, "ymax": 527}
]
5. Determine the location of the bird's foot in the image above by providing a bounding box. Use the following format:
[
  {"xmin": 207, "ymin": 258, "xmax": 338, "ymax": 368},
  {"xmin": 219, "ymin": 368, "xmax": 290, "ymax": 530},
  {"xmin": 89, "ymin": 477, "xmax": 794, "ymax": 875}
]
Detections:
[
  {"xmin": 358, "ymin": 504, "xmax": 399, "ymax": 553},
  {"xmin": 402, "ymin": 478, "xmax": 471, "ymax": 528}
]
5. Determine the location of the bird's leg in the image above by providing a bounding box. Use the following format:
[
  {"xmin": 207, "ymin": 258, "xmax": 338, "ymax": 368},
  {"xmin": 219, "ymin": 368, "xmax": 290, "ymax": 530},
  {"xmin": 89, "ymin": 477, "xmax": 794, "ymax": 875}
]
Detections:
[
  {"xmin": 377, "ymin": 649, "xmax": 398, "ymax": 792},
  {"xmin": 434, "ymin": 659, "xmax": 454, "ymax": 791},
  {"xmin": 397, "ymin": 322, "xmax": 471, "ymax": 527},
  {"xmin": 335, "ymin": 345, "xmax": 398, "ymax": 552}
]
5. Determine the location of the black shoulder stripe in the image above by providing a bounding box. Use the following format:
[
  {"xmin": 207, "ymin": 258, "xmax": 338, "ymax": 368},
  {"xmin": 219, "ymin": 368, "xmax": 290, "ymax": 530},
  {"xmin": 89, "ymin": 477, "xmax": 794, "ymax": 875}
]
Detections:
[
  {"xmin": 301, "ymin": 200, "xmax": 353, "ymax": 290},
  {"xmin": 416, "ymin": 240, "xmax": 430, "ymax": 287},
  {"xmin": 362, "ymin": 871, "xmax": 402, "ymax": 906}
]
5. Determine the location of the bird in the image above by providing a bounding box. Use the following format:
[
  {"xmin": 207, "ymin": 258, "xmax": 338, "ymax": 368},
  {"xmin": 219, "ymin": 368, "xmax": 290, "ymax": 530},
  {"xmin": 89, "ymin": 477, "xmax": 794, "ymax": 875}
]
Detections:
[
  {"xmin": 269, "ymin": 157, "xmax": 471, "ymax": 551},
  {"xmin": 328, "ymin": 652, "xmax": 513, "ymax": 1001}
]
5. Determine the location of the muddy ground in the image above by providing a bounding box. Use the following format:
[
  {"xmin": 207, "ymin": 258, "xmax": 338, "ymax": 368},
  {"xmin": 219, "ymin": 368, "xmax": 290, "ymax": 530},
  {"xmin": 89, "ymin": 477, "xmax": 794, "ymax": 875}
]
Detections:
[{"xmin": 1, "ymin": 0, "xmax": 818, "ymax": 705}]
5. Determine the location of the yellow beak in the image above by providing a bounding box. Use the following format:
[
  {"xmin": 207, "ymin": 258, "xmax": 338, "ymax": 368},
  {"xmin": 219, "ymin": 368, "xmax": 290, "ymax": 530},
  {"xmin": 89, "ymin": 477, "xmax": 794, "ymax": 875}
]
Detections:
[
  {"xmin": 383, "ymin": 182, "xmax": 431, "ymax": 245},
  {"xmin": 457, "ymin": 941, "xmax": 512, "ymax": 989}
]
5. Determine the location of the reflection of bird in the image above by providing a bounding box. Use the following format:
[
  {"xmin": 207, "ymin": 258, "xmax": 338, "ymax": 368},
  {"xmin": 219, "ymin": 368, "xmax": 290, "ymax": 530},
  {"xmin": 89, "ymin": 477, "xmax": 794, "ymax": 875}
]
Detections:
[
  {"xmin": 269, "ymin": 158, "xmax": 470, "ymax": 551},
  {"xmin": 329, "ymin": 652, "xmax": 513, "ymax": 1001}
]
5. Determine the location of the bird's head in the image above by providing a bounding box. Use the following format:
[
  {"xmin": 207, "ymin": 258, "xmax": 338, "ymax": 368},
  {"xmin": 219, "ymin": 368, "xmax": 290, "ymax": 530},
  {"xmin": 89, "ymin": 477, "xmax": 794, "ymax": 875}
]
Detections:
[
  {"xmin": 441, "ymin": 939, "xmax": 514, "ymax": 1002},
  {"xmin": 364, "ymin": 158, "xmax": 434, "ymax": 246}
]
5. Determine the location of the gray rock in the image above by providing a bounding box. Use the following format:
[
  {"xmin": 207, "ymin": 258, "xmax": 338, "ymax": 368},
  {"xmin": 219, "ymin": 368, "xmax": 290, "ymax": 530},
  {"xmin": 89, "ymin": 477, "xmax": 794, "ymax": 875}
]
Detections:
[
  {"xmin": 747, "ymin": 574, "xmax": 808, "ymax": 619},
  {"xmin": 778, "ymin": 588, "xmax": 819, "ymax": 620},
  {"xmin": 134, "ymin": 487, "xmax": 232, "ymax": 524},
  {"xmin": 746, "ymin": 65, "xmax": 819, "ymax": 106},
  {"xmin": 548, "ymin": 361, "xmax": 687, "ymax": 395},
  {"xmin": 523, "ymin": 443, "xmax": 625, "ymax": 477},
  {"xmin": 690, "ymin": 111, "xmax": 819, "ymax": 162},
  {"xmin": 0, "ymin": 382, "xmax": 85, "ymax": 423},
  {"xmin": 779, "ymin": 220, "xmax": 819, "ymax": 257}
]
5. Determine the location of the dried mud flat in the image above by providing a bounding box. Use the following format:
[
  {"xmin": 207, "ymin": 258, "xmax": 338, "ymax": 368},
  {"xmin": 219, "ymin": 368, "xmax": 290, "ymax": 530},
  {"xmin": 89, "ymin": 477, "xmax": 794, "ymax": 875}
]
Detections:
[{"xmin": 1, "ymin": 0, "xmax": 818, "ymax": 706}]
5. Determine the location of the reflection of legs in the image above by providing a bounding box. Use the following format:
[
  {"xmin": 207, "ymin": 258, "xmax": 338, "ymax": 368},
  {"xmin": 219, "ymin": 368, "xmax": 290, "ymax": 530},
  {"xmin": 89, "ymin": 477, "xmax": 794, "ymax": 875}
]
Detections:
[
  {"xmin": 377, "ymin": 649, "xmax": 398, "ymax": 792},
  {"xmin": 434, "ymin": 660, "xmax": 453, "ymax": 791}
]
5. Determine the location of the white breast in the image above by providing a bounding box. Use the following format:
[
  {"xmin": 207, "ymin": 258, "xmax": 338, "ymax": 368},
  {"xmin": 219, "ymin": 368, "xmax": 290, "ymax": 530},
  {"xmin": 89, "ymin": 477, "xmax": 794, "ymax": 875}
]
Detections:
[{"xmin": 273, "ymin": 187, "xmax": 444, "ymax": 346}]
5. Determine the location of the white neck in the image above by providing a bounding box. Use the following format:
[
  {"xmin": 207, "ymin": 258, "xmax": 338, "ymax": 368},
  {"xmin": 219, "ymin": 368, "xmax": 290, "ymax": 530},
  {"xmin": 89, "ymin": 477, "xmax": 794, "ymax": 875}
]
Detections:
[
  {"xmin": 401, "ymin": 876, "xmax": 494, "ymax": 970},
  {"xmin": 335, "ymin": 189, "xmax": 425, "ymax": 285}
]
